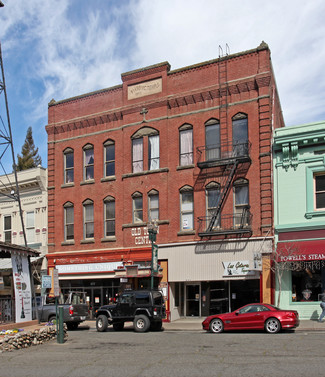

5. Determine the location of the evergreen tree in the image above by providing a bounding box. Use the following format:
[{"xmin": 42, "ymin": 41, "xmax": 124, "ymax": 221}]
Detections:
[{"xmin": 16, "ymin": 127, "xmax": 42, "ymax": 171}]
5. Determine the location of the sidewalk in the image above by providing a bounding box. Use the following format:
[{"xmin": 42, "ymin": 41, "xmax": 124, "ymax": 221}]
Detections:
[{"xmin": 1, "ymin": 318, "xmax": 324, "ymax": 334}]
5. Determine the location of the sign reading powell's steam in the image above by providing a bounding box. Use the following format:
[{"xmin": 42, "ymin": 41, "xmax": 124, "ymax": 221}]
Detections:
[{"xmin": 128, "ymin": 78, "xmax": 162, "ymax": 100}]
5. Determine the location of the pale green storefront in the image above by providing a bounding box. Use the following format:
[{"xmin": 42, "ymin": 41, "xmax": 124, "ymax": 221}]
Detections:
[{"xmin": 273, "ymin": 121, "xmax": 325, "ymax": 320}]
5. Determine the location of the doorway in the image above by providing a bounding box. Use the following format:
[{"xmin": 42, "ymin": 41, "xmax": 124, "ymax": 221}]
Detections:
[{"xmin": 185, "ymin": 283, "xmax": 200, "ymax": 317}]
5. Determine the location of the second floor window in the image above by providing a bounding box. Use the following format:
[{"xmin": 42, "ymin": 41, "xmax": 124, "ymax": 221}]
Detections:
[
  {"xmin": 64, "ymin": 148, "xmax": 74, "ymax": 184},
  {"xmin": 83, "ymin": 200, "xmax": 94, "ymax": 239},
  {"xmin": 132, "ymin": 192, "xmax": 143, "ymax": 223},
  {"xmin": 104, "ymin": 140, "xmax": 115, "ymax": 177},
  {"xmin": 4, "ymin": 215, "xmax": 11, "ymax": 243},
  {"xmin": 148, "ymin": 190, "xmax": 159, "ymax": 221},
  {"xmin": 180, "ymin": 186, "xmax": 194, "ymax": 231},
  {"xmin": 234, "ymin": 179, "xmax": 249, "ymax": 227},
  {"xmin": 64, "ymin": 202, "xmax": 74, "ymax": 241},
  {"xmin": 26, "ymin": 211, "xmax": 35, "ymax": 244},
  {"xmin": 206, "ymin": 182, "xmax": 221, "ymax": 228},
  {"xmin": 179, "ymin": 125, "xmax": 193, "ymax": 166},
  {"xmin": 84, "ymin": 144, "xmax": 94, "ymax": 180},
  {"xmin": 315, "ymin": 174, "xmax": 325, "ymax": 210},
  {"xmin": 104, "ymin": 197, "xmax": 115, "ymax": 237}
]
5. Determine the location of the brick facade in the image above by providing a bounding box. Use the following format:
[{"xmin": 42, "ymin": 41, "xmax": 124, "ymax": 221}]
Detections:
[{"xmin": 46, "ymin": 42, "xmax": 284, "ymax": 319}]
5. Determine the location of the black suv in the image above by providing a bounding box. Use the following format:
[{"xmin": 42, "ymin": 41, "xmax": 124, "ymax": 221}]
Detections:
[{"xmin": 95, "ymin": 289, "xmax": 166, "ymax": 332}]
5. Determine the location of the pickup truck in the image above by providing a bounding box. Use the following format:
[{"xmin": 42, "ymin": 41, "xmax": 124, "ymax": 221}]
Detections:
[{"xmin": 37, "ymin": 291, "xmax": 89, "ymax": 330}]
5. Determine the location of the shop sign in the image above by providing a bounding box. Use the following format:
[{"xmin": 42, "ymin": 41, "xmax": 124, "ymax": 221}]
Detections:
[
  {"xmin": 222, "ymin": 260, "xmax": 255, "ymax": 276},
  {"xmin": 250, "ymin": 253, "xmax": 262, "ymax": 271},
  {"xmin": 131, "ymin": 226, "xmax": 159, "ymax": 245},
  {"xmin": 56, "ymin": 261, "xmax": 124, "ymax": 274},
  {"xmin": 42, "ymin": 275, "xmax": 52, "ymax": 289}
]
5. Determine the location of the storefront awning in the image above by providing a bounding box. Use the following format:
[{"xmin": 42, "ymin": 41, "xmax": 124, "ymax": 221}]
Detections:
[{"xmin": 276, "ymin": 240, "xmax": 325, "ymax": 262}]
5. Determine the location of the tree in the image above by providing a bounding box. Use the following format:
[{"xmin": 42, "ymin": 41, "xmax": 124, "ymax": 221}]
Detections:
[
  {"xmin": 267, "ymin": 243, "xmax": 301, "ymax": 307},
  {"xmin": 16, "ymin": 127, "xmax": 42, "ymax": 171}
]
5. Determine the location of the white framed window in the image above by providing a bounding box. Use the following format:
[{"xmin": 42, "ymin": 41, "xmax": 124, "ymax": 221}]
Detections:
[
  {"xmin": 234, "ymin": 179, "xmax": 249, "ymax": 227},
  {"xmin": 132, "ymin": 138, "xmax": 143, "ymax": 173},
  {"xmin": 83, "ymin": 200, "xmax": 94, "ymax": 239},
  {"xmin": 148, "ymin": 134, "xmax": 160, "ymax": 170},
  {"xmin": 83, "ymin": 144, "xmax": 94, "ymax": 180},
  {"xmin": 26, "ymin": 211, "xmax": 35, "ymax": 244},
  {"xmin": 104, "ymin": 140, "xmax": 115, "ymax": 177},
  {"xmin": 132, "ymin": 192, "xmax": 143, "ymax": 223},
  {"xmin": 4, "ymin": 215, "xmax": 11, "ymax": 243},
  {"xmin": 315, "ymin": 174, "xmax": 325, "ymax": 210},
  {"xmin": 179, "ymin": 125, "xmax": 193, "ymax": 166},
  {"xmin": 180, "ymin": 186, "xmax": 194, "ymax": 230},
  {"xmin": 104, "ymin": 196, "xmax": 115, "ymax": 237},
  {"xmin": 64, "ymin": 148, "xmax": 74, "ymax": 184},
  {"xmin": 148, "ymin": 190, "xmax": 159, "ymax": 221},
  {"xmin": 206, "ymin": 182, "xmax": 220, "ymax": 229},
  {"xmin": 64, "ymin": 202, "xmax": 74, "ymax": 241}
]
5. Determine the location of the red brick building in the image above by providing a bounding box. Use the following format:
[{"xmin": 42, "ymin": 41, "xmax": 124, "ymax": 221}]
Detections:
[{"xmin": 46, "ymin": 42, "xmax": 284, "ymax": 320}]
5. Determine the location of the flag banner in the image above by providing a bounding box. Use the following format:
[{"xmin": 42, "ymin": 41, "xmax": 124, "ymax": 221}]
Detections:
[{"xmin": 11, "ymin": 254, "xmax": 32, "ymax": 323}]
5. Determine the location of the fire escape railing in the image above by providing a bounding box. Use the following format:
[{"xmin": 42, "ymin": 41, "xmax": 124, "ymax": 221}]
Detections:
[{"xmin": 198, "ymin": 207, "xmax": 252, "ymax": 237}]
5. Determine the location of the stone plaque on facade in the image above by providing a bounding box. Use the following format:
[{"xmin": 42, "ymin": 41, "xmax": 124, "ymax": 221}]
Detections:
[{"xmin": 128, "ymin": 78, "xmax": 162, "ymax": 100}]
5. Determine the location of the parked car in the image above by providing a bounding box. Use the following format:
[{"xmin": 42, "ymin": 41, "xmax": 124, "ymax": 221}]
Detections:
[
  {"xmin": 202, "ymin": 303, "xmax": 299, "ymax": 334},
  {"xmin": 37, "ymin": 291, "xmax": 89, "ymax": 330},
  {"xmin": 95, "ymin": 289, "xmax": 166, "ymax": 332}
]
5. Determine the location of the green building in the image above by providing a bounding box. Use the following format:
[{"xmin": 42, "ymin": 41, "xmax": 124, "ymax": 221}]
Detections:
[{"xmin": 273, "ymin": 121, "xmax": 325, "ymax": 320}]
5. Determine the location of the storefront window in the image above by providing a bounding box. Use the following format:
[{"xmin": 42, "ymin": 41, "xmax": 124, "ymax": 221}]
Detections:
[{"xmin": 292, "ymin": 263, "xmax": 325, "ymax": 302}]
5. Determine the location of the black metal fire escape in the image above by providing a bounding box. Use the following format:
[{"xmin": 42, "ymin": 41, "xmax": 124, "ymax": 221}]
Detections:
[{"xmin": 196, "ymin": 45, "xmax": 252, "ymax": 238}]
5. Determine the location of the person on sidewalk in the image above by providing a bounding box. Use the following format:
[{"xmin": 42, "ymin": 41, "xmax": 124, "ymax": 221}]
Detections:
[{"xmin": 318, "ymin": 291, "xmax": 325, "ymax": 322}]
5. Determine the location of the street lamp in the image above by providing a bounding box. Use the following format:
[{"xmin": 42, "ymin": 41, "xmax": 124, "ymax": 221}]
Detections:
[{"xmin": 147, "ymin": 220, "xmax": 158, "ymax": 290}]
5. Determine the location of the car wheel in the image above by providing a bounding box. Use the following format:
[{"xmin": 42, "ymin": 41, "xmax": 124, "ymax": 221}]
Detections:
[
  {"xmin": 134, "ymin": 315, "xmax": 150, "ymax": 332},
  {"xmin": 96, "ymin": 315, "xmax": 108, "ymax": 332},
  {"xmin": 209, "ymin": 318, "xmax": 224, "ymax": 333},
  {"xmin": 48, "ymin": 315, "xmax": 56, "ymax": 324},
  {"xmin": 113, "ymin": 322, "xmax": 124, "ymax": 331},
  {"xmin": 265, "ymin": 318, "xmax": 281, "ymax": 334}
]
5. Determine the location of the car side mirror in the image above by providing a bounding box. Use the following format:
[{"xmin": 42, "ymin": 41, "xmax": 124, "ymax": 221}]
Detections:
[{"xmin": 235, "ymin": 311, "xmax": 239, "ymax": 316}]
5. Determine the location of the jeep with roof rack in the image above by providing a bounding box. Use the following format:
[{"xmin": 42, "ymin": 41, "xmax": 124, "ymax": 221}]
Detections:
[{"xmin": 95, "ymin": 289, "xmax": 166, "ymax": 332}]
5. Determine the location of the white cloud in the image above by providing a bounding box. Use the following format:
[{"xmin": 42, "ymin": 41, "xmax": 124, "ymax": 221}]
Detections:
[{"xmin": 0, "ymin": 0, "xmax": 324, "ymax": 171}]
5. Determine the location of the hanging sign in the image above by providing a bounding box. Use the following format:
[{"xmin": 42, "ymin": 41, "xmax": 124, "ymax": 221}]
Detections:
[
  {"xmin": 11, "ymin": 254, "xmax": 32, "ymax": 323},
  {"xmin": 153, "ymin": 244, "xmax": 159, "ymax": 273}
]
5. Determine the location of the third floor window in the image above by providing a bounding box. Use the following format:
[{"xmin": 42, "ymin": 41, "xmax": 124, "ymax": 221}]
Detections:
[
  {"xmin": 64, "ymin": 148, "xmax": 74, "ymax": 184},
  {"xmin": 104, "ymin": 140, "xmax": 115, "ymax": 177},
  {"xmin": 84, "ymin": 144, "xmax": 94, "ymax": 180}
]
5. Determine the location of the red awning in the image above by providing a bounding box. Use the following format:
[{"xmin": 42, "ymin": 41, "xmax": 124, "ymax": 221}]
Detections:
[{"xmin": 276, "ymin": 240, "xmax": 325, "ymax": 262}]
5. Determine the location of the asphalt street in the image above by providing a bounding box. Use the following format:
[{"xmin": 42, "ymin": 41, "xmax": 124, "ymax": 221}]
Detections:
[{"xmin": 0, "ymin": 322, "xmax": 323, "ymax": 377}]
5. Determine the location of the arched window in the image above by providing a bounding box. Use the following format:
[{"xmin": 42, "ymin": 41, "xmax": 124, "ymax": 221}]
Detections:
[
  {"xmin": 148, "ymin": 189, "xmax": 159, "ymax": 221},
  {"xmin": 103, "ymin": 196, "xmax": 115, "ymax": 237},
  {"xmin": 205, "ymin": 119, "xmax": 220, "ymax": 161},
  {"xmin": 103, "ymin": 140, "xmax": 115, "ymax": 177},
  {"xmin": 132, "ymin": 192, "xmax": 143, "ymax": 223},
  {"xmin": 232, "ymin": 113, "xmax": 248, "ymax": 156},
  {"xmin": 83, "ymin": 144, "xmax": 94, "ymax": 180},
  {"xmin": 205, "ymin": 182, "xmax": 221, "ymax": 228},
  {"xmin": 233, "ymin": 179, "xmax": 249, "ymax": 227},
  {"xmin": 63, "ymin": 148, "xmax": 74, "ymax": 184},
  {"xmin": 63, "ymin": 202, "xmax": 74, "ymax": 241},
  {"xmin": 179, "ymin": 124, "xmax": 193, "ymax": 166},
  {"xmin": 132, "ymin": 127, "xmax": 159, "ymax": 172},
  {"xmin": 180, "ymin": 185, "xmax": 194, "ymax": 230},
  {"xmin": 83, "ymin": 199, "xmax": 94, "ymax": 239}
]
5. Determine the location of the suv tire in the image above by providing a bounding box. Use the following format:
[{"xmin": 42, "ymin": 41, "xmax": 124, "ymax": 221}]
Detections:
[
  {"xmin": 96, "ymin": 314, "xmax": 108, "ymax": 332},
  {"xmin": 134, "ymin": 315, "xmax": 150, "ymax": 332}
]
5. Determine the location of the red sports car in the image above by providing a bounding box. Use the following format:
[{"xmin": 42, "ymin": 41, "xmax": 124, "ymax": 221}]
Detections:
[{"xmin": 202, "ymin": 303, "xmax": 299, "ymax": 334}]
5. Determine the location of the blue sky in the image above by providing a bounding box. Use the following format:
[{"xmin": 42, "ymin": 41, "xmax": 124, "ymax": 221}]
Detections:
[{"xmin": 0, "ymin": 0, "xmax": 325, "ymax": 174}]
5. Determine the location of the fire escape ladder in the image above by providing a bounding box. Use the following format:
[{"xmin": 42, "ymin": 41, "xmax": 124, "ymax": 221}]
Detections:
[
  {"xmin": 206, "ymin": 158, "xmax": 238, "ymax": 232},
  {"xmin": 218, "ymin": 44, "xmax": 229, "ymax": 142}
]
